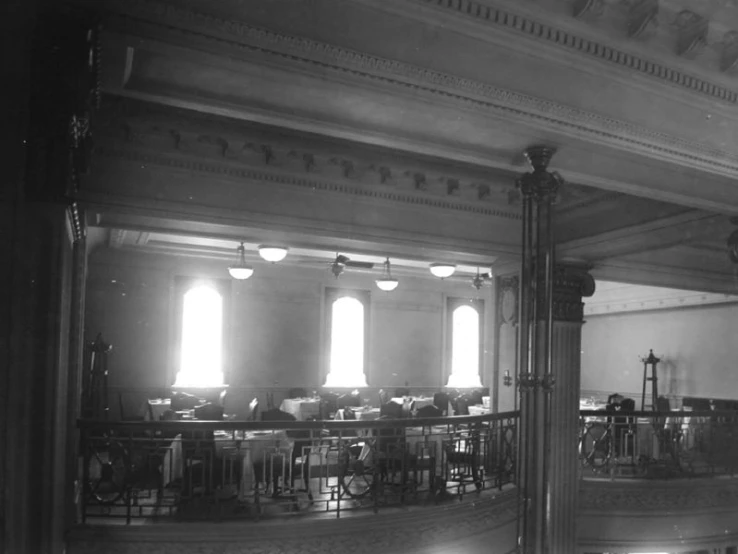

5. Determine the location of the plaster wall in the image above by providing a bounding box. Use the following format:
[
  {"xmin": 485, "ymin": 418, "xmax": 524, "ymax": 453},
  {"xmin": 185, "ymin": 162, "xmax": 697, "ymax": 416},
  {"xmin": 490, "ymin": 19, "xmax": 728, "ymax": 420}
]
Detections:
[
  {"xmin": 581, "ymin": 303, "xmax": 738, "ymax": 402},
  {"xmin": 85, "ymin": 248, "xmax": 495, "ymax": 417}
]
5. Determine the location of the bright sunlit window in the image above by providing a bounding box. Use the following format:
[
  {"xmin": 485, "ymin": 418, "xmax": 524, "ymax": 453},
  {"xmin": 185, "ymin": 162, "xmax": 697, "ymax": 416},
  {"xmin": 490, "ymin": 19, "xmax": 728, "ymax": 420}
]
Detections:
[
  {"xmin": 446, "ymin": 301, "xmax": 483, "ymax": 389},
  {"xmin": 324, "ymin": 293, "xmax": 368, "ymax": 388},
  {"xmin": 174, "ymin": 284, "xmax": 225, "ymax": 388}
]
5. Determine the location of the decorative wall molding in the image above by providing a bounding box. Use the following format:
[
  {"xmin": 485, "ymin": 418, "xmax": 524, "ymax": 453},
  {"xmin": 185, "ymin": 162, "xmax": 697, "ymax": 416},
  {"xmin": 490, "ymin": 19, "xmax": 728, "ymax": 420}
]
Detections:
[
  {"xmin": 97, "ymin": 0, "xmax": 738, "ymax": 178},
  {"xmin": 579, "ymin": 479, "xmax": 738, "ymax": 511},
  {"xmin": 94, "ymin": 144, "xmax": 521, "ymax": 220}
]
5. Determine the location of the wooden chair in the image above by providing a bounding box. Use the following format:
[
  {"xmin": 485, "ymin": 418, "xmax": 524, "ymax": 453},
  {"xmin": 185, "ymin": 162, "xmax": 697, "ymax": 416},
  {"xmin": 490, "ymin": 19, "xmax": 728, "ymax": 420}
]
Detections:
[
  {"xmin": 452, "ymin": 395, "xmax": 472, "ymax": 416},
  {"xmin": 380, "ymin": 401, "xmax": 403, "ymax": 419},
  {"xmin": 320, "ymin": 393, "xmax": 339, "ymax": 419},
  {"xmin": 433, "ymin": 392, "xmax": 451, "ymax": 416}
]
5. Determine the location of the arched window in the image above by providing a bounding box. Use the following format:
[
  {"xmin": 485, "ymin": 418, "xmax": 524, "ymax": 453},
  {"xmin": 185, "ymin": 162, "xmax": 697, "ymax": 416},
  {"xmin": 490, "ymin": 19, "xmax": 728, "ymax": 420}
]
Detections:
[
  {"xmin": 324, "ymin": 291, "xmax": 369, "ymax": 388},
  {"xmin": 446, "ymin": 301, "xmax": 483, "ymax": 389},
  {"xmin": 174, "ymin": 284, "xmax": 225, "ymax": 388}
]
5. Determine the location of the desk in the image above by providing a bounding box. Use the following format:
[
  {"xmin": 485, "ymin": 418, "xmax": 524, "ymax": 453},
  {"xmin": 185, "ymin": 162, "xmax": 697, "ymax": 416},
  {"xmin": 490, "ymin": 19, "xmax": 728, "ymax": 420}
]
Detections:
[{"xmin": 280, "ymin": 398, "xmax": 320, "ymax": 421}]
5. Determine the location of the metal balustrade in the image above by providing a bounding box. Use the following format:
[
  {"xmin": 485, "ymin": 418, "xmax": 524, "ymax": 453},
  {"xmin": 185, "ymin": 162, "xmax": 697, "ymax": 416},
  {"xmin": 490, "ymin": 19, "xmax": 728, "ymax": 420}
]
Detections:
[
  {"xmin": 579, "ymin": 409, "xmax": 738, "ymax": 479},
  {"xmin": 78, "ymin": 412, "xmax": 518, "ymax": 523}
]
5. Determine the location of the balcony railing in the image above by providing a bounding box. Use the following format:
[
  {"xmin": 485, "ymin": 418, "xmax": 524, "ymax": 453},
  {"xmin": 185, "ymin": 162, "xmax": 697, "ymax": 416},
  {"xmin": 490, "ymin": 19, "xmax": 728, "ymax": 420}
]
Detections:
[
  {"xmin": 579, "ymin": 409, "xmax": 738, "ymax": 479},
  {"xmin": 78, "ymin": 412, "xmax": 518, "ymax": 523}
]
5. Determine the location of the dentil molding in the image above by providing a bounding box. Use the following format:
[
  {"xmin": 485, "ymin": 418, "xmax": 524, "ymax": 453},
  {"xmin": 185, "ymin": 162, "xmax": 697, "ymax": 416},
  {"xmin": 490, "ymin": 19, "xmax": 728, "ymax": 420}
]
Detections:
[{"xmin": 90, "ymin": 0, "xmax": 738, "ymax": 179}]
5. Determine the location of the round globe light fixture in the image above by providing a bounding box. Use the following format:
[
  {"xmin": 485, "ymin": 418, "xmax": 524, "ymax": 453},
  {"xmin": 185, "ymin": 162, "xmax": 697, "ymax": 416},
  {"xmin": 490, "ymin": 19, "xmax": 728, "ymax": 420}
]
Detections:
[
  {"xmin": 375, "ymin": 257, "xmax": 399, "ymax": 292},
  {"xmin": 258, "ymin": 245, "xmax": 289, "ymax": 263},
  {"xmin": 429, "ymin": 263, "xmax": 456, "ymax": 279},
  {"xmin": 228, "ymin": 242, "xmax": 254, "ymax": 280},
  {"xmin": 376, "ymin": 278, "xmax": 399, "ymax": 292}
]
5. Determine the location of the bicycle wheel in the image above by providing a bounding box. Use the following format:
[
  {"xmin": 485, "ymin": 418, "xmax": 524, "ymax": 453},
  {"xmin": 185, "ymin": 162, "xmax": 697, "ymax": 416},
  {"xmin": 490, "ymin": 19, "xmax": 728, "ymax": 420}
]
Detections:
[
  {"xmin": 86, "ymin": 439, "xmax": 130, "ymax": 504},
  {"xmin": 337, "ymin": 443, "xmax": 376, "ymax": 499},
  {"xmin": 580, "ymin": 422, "xmax": 611, "ymax": 469}
]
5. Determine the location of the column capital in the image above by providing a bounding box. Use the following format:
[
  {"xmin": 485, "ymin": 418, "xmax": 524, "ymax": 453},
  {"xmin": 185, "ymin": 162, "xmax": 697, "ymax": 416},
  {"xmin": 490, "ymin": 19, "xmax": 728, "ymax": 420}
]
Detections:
[
  {"xmin": 516, "ymin": 145, "xmax": 563, "ymax": 201},
  {"xmin": 552, "ymin": 263, "xmax": 595, "ymax": 322}
]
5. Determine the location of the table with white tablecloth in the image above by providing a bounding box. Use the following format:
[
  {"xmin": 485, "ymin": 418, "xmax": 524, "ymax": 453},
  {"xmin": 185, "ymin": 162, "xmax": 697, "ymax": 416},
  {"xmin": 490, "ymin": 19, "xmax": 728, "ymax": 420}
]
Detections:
[
  {"xmin": 468, "ymin": 405, "xmax": 489, "ymax": 416},
  {"xmin": 391, "ymin": 397, "xmax": 435, "ymax": 411},
  {"xmin": 280, "ymin": 398, "xmax": 320, "ymax": 421},
  {"xmin": 143, "ymin": 398, "xmax": 171, "ymax": 421},
  {"xmin": 161, "ymin": 430, "xmax": 294, "ymax": 501}
]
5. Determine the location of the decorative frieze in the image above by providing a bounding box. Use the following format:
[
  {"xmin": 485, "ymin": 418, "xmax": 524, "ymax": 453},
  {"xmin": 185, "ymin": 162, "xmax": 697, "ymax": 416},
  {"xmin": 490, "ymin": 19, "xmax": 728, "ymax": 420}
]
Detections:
[
  {"xmin": 627, "ymin": 0, "xmax": 659, "ymax": 39},
  {"xmin": 98, "ymin": 0, "xmax": 738, "ymax": 178},
  {"xmin": 675, "ymin": 10, "xmax": 710, "ymax": 58}
]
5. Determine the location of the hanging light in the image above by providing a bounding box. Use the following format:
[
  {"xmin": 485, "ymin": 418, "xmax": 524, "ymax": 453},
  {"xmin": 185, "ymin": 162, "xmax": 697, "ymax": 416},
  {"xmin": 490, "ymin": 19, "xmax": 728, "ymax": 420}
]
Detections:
[
  {"xmin": 375, "ymin": 257, "xmax": 399, "ymax": 292},
  {"xmin": 258, "ymin": 245, "xmax": 289, "ymax": 263},
  {"xmin": 472, "ymin": 267, "xmax": 492, "ymax": 290},
  {"xmin": 429, "ymin": 263, "xmax": 456, "ymax": 279},
  {"xmin": 228, "ymin": 242, "xmax": 254, "ymax": 280}
]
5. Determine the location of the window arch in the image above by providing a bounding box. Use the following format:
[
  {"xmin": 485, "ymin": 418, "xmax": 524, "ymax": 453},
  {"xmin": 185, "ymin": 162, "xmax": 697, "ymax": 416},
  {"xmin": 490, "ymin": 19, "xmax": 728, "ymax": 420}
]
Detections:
[
  {"xmin": 173, "ymin": 279, "xmax": 229, "ymax": 388},
  {"xmin": 446, "ymin": 299, "xmax": 484, "ymax": 389},
  {"xmin": 324, "ymin": 289, "xmax": 369, "ymax": 388}
]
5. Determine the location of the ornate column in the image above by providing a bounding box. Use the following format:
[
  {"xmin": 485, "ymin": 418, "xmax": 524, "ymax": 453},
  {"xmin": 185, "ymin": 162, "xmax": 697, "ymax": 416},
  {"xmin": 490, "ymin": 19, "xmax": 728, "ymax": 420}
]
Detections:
[
  {"xmin": 516, "ymin": 146, "xmax": 561, "ymax": 554},
  {"xmin": 515, "ymin": 147, "xmax": 595, "ymax": 554}
]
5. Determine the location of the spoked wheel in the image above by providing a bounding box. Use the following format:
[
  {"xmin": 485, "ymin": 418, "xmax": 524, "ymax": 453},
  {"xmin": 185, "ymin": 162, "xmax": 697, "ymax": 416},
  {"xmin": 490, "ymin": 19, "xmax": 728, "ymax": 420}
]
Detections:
[
  {"xmin": 580, "ymin": 423, "xmax": 611, "ymax": 470},
  {"xmin": 86, "ymin": 440, "xmax": 130, "ymax": 504},
  {"xmin": 338, "ymin": 443, "xmax": 376, "ymax": 499}
]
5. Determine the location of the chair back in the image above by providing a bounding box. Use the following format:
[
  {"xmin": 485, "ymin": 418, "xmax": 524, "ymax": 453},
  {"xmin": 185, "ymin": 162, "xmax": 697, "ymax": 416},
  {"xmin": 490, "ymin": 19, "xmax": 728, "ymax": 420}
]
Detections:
[
  {"xmin": 394, "ymin": 387, "xmax": 410, "ymax": 398},
  {"xmin": 453, "ymin": 394, "xmax": 471, "ymax": 416},
  {"xmin": 416, "ymin": 404, "xmax": 443, "ymax": 418},
  {"xmin": 320, "ymin": 393, "xmax": 339, "ymax": 419},
  {"xmin": 401, "ymin": 398, "xmax": 414, "ymax": 418},
  {"xmin": 288, "ymin": 387, "xmax": 307, "ymax": 399},
  {"xmin": 378, "ymin": 389, "xmax": 390, "ymax": 405},
  {"xmin": 433, "ymin": 392, "xmax": 451, "ymax": 415},
  {"xmin": 380, "ymin": 401, "xmax": 403, "ymax": 419},
  {"xmin": 469, "ymin": 390, "xmax": 484, "ymax": 406}
]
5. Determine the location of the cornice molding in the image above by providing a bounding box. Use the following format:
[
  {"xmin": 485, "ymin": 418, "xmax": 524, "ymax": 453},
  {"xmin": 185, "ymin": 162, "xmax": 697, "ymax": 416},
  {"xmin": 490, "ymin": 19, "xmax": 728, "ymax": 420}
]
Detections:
[
  {"xmin": 98, "ymin": 0, "xmax": 738, "ymax": 179},
  {"xmin": 94, "ymin": 144, "xmax": 521, "ymax": 220},
  {"xmin": 413, "ymin": 0, "xmax": 738, "ymax": 105}
]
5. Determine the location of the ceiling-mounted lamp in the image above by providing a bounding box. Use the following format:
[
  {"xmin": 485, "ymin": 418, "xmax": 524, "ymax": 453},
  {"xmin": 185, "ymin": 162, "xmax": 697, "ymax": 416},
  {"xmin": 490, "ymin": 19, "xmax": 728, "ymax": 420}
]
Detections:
[
  {"xmin": 228, "ymin": 242, "xmax": 254, "ymax": 280},
  {"xmin": 376, "ymin": 257, "xmax": 399, "ymax": 292},
  {"xmin": 429, "ymin": 263, "xmax": 456, "ymax": 279},
  {"xmin": 258, "ymin": 245, "xmax": 289, "ymax": 263},
  {"xmin": 472, "ymin": 267, "xmax": 493, "ymax": 290}
]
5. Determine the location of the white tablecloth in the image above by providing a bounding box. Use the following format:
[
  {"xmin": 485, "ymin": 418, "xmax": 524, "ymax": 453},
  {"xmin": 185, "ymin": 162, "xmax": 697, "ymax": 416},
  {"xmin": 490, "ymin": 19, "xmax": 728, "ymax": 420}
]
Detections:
[
  {"xmin": 391, "ymin": 397, "xmax": 435, "ymax": 410},
  {"xmin": 280, "ymin": 398, "xmax": 320, "ymax": 421},
  {"xmin": 335, "ymin": 407, "xmax": 381, "ymax": 421},
  {"xmin": 468, "ymin": 405, "xmax": 490, "ymax": 416},
  {"xmin": 144, "ymin": 399, "xmax": 171, "ymax": 421}
]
